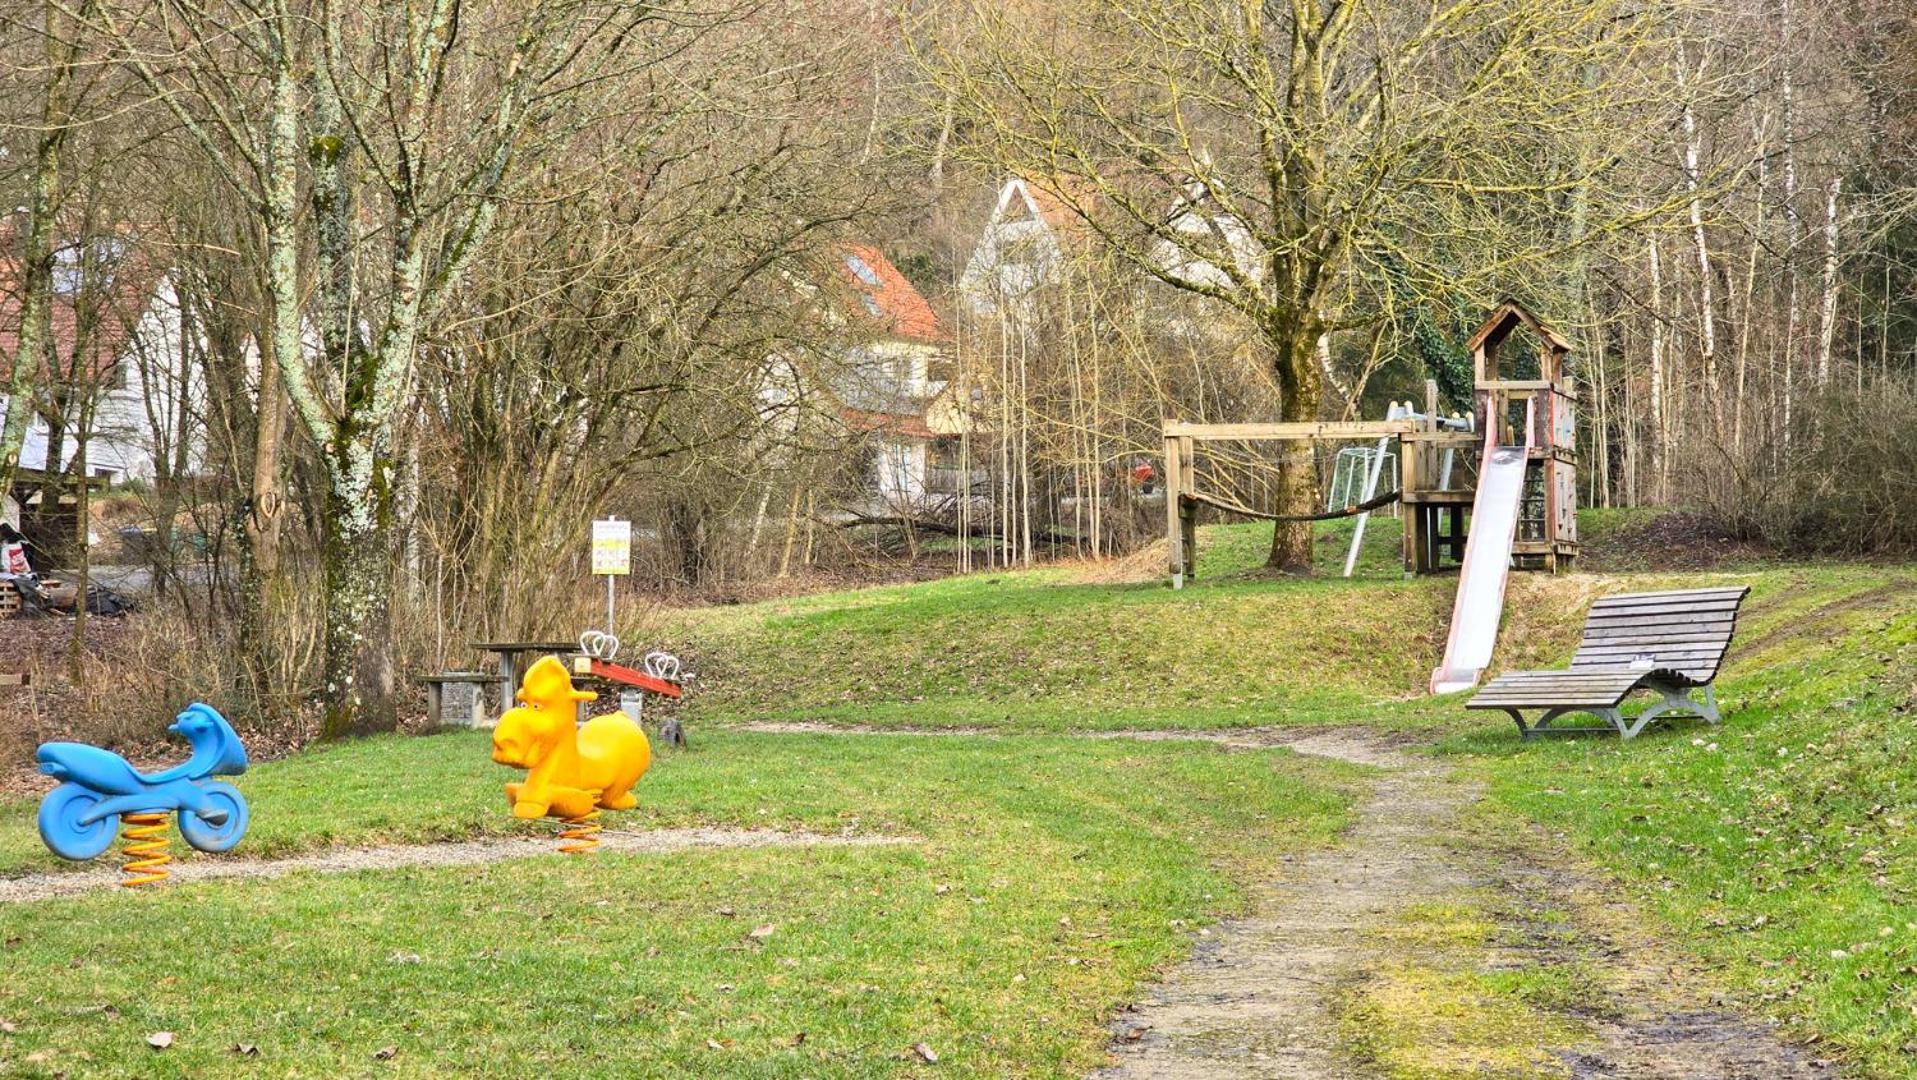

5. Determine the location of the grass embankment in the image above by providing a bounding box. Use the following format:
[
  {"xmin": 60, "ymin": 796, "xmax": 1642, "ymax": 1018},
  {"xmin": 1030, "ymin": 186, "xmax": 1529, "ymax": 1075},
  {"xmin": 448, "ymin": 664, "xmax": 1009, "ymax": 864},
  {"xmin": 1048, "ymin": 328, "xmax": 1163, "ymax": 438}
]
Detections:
[
  {"xmin": 1453, "ymin": 572, "xmax": 1917, "ymax": 1075},
  {"xmin": 665, "ymin": 515, "xmax": 1917, "ymax": 1073},
  {"xmin": 657, "ymin": 517, "xmax": 1453, "ymax": 732},
  {"xmin": 0, "ymin": 731, "xmax": 1361, "ymax": 1076},
  {"xmin": 5, "ymin": 511, "xmax": 1912, "ymax": 1074}
]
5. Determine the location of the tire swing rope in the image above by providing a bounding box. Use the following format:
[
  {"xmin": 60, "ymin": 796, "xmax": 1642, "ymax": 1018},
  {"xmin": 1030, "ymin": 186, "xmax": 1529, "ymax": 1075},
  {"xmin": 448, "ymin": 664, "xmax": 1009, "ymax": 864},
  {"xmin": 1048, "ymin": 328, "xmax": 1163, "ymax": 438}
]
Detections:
[
  {"xmin": 557, "ymin": 809, "xmax": 603, "ymax": 855},
  {"xmin": 120, "ymin": 812, "xmax": 172, "ymax": 887}
]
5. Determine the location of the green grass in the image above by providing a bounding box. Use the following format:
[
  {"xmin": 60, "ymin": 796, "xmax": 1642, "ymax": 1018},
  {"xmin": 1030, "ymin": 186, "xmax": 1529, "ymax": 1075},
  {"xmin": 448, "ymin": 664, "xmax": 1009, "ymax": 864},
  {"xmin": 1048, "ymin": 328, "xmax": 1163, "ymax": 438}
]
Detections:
[
  {"xmin": 0, "ymin": 731, "xmax": 1361, "ymax": 1077},
  {"xmin": 654, "ymin": 519, "xmax": 1455, "ymax": 732},
  {"xmin": 1449, "ymin": 577, "xmax": 1917, "ymax": 1075},
  {"xmin": 7, "ymin": 509, "xmax": 1915, "ymax": 1075},
  {"xmin": 640, "ymin": 520, "xmax": 1917, "ymax": 1075}
]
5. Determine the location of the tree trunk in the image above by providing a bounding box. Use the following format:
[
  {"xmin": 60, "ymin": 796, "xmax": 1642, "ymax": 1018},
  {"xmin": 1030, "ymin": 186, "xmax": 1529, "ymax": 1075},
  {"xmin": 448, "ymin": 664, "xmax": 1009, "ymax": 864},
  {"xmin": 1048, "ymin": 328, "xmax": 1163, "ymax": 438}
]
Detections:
[
  {"xmin": 0, "ymin": 1, "xmax": 77, "ymax": 497},
  {"xmin": 1678, "ymin": 43, "xmax": 1720, "ymax": 424},
  {"xmin": 320, "ymin": 442, "xmax": 395, "ymax": 738},
  {"xmin": 1265, "ymin": 315, "xmax": 1324, "ymax": 573},
  {"xmin": 1814, "ymin": 176, "xmax": 1842, "ymax": 390},
  {"xmin": 1648, "ymin": 237, "xmax": 1668, "ymax": 503}
]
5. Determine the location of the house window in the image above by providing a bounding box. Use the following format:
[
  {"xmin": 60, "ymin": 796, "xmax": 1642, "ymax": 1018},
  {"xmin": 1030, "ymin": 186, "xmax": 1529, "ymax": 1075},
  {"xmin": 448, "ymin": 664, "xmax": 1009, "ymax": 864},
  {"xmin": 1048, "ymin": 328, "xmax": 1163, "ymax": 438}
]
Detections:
[
  {"xmin": 52, "ymin": 247, "xmax": 84, "ymax": 295},
  {"xmin": 845, "ymin": 254, "xmax": 882, "ymax": 288}
]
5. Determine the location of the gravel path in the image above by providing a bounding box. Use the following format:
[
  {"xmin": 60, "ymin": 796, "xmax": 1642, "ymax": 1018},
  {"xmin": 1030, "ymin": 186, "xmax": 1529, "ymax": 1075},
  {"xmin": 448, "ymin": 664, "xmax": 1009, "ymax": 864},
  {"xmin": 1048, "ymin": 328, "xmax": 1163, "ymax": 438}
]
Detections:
[{"xmin": 0, "ymin": 827, "xmax": 914, "ymax": 904}]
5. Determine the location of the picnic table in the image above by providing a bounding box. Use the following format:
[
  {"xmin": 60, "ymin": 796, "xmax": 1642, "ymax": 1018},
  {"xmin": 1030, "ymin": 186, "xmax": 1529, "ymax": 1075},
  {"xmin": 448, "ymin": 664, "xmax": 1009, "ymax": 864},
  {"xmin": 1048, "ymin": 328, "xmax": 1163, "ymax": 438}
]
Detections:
[{"xmin": 471, "ymin": 640, "xmax": 579, "ymax": 717}]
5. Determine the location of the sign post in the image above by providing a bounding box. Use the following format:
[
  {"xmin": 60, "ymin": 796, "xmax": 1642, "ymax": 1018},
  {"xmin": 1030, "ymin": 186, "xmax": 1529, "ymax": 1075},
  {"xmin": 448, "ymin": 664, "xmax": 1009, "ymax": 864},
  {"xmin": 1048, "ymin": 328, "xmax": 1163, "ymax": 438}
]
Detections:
[{"xmin": 591, "ymin": 518, "xmax": 632, "ymax": 633}]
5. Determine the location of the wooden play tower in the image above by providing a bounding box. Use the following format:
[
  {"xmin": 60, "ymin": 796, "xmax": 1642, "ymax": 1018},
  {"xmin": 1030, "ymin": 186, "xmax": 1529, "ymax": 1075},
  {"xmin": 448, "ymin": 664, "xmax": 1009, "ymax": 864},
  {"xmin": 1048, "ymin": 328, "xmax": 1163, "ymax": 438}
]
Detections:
[{"xmin": 1163, "ymin": 299, "xmax": 1579, "ymax": 582}]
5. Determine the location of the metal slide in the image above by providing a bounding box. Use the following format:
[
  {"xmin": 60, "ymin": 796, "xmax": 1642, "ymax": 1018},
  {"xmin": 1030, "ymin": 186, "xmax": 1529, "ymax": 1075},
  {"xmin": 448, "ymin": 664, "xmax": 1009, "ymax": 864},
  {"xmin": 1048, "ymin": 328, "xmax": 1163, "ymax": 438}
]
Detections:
[{"xmin": 1430, "ymin": 399, "xmax": 1534, "ymax": 695}]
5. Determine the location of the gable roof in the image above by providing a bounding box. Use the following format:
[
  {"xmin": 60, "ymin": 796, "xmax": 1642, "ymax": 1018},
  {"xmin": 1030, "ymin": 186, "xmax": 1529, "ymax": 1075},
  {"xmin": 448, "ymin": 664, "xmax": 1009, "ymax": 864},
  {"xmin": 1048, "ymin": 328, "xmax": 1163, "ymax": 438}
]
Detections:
[
  {"xmin": 837, "ymin": 244, "xmax": 942, "ymax": 344},
  {"xmin": 1465, "ymin": 299, "xmax": 1572, "ymax": 355}
]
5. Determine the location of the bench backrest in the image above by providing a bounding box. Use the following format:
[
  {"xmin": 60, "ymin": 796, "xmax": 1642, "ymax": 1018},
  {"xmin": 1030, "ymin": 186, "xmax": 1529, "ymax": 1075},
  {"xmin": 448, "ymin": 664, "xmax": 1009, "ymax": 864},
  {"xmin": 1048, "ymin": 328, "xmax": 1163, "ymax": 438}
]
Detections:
[{"xmin": 1569, "ymin": 586, "xmax": 1752, "ymax": 683}]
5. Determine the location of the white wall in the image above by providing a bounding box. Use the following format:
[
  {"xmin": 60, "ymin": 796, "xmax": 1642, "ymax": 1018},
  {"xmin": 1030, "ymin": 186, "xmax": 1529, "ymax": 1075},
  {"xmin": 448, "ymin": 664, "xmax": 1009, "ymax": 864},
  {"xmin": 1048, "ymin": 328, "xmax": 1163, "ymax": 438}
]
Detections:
[{"xmin": 0, "ymin": 279, "xmax": 202, "ymax": 484}]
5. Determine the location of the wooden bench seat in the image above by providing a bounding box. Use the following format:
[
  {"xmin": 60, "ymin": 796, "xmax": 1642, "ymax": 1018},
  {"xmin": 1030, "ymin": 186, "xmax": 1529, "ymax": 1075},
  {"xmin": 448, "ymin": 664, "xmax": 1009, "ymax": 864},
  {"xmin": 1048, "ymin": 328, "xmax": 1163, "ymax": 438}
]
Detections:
[{"xmin": 1467, "ymin": 586, "xmax": 1751, "ymax": 739}]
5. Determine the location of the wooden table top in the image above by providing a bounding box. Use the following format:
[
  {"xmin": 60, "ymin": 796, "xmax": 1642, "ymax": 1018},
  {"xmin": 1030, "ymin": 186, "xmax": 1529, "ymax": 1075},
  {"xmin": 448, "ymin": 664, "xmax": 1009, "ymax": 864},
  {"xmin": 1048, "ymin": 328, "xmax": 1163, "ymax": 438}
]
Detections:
[{"xmin": 470, "ymin": 641, "xmax": 579, "ymax": 652}]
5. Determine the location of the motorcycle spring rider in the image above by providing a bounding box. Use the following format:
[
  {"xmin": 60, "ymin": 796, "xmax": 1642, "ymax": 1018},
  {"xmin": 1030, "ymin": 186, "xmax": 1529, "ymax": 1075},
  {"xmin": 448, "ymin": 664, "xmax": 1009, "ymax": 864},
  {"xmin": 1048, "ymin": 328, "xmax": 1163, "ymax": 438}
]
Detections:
[{"xmin": 35, "ymin": 703, "xmax": 251, "ymax": 887}]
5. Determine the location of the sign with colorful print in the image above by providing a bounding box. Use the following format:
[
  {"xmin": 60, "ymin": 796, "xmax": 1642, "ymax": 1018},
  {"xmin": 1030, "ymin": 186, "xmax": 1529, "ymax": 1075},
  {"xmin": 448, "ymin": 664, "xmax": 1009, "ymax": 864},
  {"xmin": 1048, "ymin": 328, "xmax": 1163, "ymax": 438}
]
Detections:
[{"xmin": 591, "ymin": 518, "xmax": 631, "ymax": 576}]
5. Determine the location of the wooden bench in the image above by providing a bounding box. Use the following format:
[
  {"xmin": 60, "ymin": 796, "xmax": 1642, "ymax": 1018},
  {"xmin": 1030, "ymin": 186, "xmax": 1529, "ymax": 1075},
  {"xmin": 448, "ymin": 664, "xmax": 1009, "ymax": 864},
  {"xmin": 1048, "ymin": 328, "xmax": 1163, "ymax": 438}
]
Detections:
[
  {"xmin": 416, "ymin": 672, "xmax": 496, "ymax": 729},
  {"xmin": 1467, "ymin": 585, "xmax": 1751, "ymax": 739}
]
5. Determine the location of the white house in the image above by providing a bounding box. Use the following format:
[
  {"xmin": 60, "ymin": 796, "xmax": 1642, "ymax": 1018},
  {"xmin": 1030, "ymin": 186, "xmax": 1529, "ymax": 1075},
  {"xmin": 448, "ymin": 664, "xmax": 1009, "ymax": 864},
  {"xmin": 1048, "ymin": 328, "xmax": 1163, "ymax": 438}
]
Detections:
[
  {"xmin": 0, "ymin": 237, "xmax": 202, "ymax": 488},
  {"xmin": 1147, "ymin": 178, "xmax": 1265, "ymax": 292},
  {"xmin": 957, "ymin": 177, "xmax": 1081, "ymax": 317}
]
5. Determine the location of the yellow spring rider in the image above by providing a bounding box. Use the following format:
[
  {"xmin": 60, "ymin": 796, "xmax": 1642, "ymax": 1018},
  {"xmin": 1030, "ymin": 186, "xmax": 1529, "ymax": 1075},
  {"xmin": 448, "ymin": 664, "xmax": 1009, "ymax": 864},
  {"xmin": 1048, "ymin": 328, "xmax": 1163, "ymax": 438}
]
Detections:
[{"xmin": 491, "ymin": 656, "xmax": 651, "ymax": 853}]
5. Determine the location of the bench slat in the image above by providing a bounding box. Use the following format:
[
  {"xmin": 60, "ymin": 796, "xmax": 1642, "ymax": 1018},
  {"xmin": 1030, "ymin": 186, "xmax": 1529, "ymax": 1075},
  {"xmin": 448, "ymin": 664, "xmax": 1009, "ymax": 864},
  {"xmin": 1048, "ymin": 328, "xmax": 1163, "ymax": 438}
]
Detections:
[
  {"xmin": 1576, "ymin": 629, "xmax": 1735, "ymax": 645},
  {"xmin": 1585, "ymin": 601, "xmax": 1744, "ymax": 620},
  {"xmin": 1589, "ymin": 587, "xmax": 1751, "ymax": 606}
]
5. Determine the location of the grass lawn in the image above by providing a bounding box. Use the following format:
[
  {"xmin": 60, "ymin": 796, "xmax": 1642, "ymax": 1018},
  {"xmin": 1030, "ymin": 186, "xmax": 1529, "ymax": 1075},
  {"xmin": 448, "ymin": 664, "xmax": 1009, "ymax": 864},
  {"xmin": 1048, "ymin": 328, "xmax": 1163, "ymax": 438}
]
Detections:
[
  {"xmin": 0, "ymin": 731, "xmax": 1362, "ymax": 1077},
  {"xmin": 6, "ymin": 511, "xmax": 1914, "ymax": 1075},
  {"xmin": 650, "ymin": 516, "xmax": 1917, "ymax": 1074},
  {"xmin": 1449, "ymin": 579, "xmax": 1917, "ymax": 1075}
]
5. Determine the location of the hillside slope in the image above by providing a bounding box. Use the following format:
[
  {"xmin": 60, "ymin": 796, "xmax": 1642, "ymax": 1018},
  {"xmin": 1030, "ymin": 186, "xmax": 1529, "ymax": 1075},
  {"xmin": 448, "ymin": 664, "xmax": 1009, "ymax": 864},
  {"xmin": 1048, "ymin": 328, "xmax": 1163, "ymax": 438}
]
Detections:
[{"xmin": 647, "ymin": 515, "xmax": 1917, "ymax": 1073}]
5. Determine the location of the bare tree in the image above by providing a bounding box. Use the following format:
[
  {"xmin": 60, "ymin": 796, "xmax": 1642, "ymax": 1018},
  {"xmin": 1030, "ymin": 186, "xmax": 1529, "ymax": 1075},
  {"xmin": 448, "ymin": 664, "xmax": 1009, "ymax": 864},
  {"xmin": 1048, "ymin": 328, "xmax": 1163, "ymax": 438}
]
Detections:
[{"xmin": 923, "ymin": 0, "xmax": 1689, "ymax": 570}]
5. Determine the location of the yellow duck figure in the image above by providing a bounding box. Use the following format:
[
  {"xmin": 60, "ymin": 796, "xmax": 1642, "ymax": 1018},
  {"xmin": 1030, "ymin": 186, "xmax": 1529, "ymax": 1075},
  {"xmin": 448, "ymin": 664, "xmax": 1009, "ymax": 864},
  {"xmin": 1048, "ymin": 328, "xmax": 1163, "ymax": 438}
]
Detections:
[{"xmin": 491, "ymin": 656, "xmax": 651, "ymax": 820}]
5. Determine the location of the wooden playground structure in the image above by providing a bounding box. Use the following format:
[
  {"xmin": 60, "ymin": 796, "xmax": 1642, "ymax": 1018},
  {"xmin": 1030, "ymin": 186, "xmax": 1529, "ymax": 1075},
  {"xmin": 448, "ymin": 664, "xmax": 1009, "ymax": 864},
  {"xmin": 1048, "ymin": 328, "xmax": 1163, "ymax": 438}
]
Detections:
[{"xmin": 1162, "ymin": 300, "xmax": 1580, "ymax": 584}]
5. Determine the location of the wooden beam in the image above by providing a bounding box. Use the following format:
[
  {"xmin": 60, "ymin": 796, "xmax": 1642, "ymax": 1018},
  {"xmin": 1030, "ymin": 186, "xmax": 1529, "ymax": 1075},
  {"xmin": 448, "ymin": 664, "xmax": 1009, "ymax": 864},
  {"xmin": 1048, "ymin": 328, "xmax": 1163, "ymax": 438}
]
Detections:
[
  {"xmin": 1163, "ymin": 431, "xmax": 1183, "ymax": 588},
  {"xmin": 1163, "ymin": 420, "xmax": 1419, "ymax": 441},
  {"xmin": 1475, "ymin": 379, "xmax": 1580, "ymax": 402}
]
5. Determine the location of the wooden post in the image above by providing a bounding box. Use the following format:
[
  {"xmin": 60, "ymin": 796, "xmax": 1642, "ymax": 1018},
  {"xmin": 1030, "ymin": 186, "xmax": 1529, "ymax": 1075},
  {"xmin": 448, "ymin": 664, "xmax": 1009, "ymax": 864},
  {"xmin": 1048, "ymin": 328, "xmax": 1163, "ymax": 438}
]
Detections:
[
  {"xmin": 1163, "ymin": 429, "xmax": 1183, "ymax": 588},
  {"xmin": 1401, "ymin": 430, "xmax": 1422, "ymax": 576},
  {"xmin": 1178, "ymin": 435, "xmax": 1197, "ymax": 581}
]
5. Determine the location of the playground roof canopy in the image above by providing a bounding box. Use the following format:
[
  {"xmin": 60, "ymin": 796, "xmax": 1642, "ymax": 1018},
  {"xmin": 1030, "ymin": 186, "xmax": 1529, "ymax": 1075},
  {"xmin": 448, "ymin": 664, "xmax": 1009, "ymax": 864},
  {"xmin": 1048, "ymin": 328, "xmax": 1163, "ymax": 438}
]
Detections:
[{"xmin": 1465, "ymin": 298, "xmax": 1572, "ymax": 356}]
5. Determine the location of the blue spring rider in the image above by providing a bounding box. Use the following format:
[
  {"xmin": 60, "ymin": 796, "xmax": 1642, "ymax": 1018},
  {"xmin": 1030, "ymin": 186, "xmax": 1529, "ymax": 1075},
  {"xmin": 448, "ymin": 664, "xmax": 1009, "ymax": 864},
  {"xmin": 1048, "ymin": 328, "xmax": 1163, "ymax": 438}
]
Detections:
[{"xmin": 36, "ymin": 703, "xmax": 251, "ymax": 861}]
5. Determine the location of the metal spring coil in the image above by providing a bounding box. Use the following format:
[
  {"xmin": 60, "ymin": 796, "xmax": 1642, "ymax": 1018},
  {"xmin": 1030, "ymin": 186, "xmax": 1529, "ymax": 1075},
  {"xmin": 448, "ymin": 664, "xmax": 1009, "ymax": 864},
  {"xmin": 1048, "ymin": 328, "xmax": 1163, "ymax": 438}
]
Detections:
[
  {"xmin": 557, "ymin": 809, "xmax": 602, "ymax": 855},
  {"xmin": 121, "ymin": 812, "xmax": 171, "ymax": 887}
]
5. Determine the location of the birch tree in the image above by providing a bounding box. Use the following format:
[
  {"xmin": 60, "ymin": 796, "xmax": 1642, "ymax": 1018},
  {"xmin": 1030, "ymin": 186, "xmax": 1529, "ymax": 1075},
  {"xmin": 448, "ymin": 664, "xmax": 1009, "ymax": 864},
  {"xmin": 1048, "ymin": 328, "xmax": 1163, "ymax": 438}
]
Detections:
[
  {"xmin": 0, "ymin": 0, "xmax": 92, "ymax": 500},
  {"xmin": 96, "ymin": 0, "xmax": 744, "ymax": 734}
]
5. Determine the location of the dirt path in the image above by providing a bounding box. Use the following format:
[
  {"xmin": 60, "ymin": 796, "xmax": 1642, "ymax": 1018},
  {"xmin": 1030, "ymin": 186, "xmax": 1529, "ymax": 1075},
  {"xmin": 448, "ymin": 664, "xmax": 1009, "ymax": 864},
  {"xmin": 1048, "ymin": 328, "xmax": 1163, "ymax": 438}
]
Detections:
[
  {"xmin": 740, "ymin": 722, "xmax": 1829, "ymax": 1077},
  {"xmin": 0, "ymin": 827, "xmax": 914, "ymax": 904},
  {"xmin": 1093, "ymin": 732, "xmax": 1831, "ymax": 1079}
]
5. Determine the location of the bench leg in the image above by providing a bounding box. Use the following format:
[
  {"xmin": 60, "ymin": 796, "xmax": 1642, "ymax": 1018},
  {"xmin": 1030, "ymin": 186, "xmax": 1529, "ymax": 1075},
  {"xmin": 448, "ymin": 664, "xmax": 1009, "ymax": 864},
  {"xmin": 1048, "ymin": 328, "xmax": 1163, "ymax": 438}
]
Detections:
[
  {"xmin": 1505, "ymin": 709, "xmax": 1533, "ymax": 738},
  {"xmin": 1529, "ymin": 706, "xmax": 1627, "ymax": 738},
  {"xmin": 1621, "ymin": 682, "xmax": 1719, "ymax": 739},
  {"xmin": 426, "ymin": 682, "xmax": 444, "ymax": 730}
]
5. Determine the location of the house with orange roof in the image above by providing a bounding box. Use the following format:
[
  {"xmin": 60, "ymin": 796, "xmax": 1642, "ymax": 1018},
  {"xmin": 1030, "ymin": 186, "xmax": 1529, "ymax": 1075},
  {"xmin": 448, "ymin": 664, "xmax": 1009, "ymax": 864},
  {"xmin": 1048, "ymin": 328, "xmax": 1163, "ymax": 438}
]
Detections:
[
  {"xmin": 0, "ymin": 233, "xmax": 202, "ymax": 505},
  {"xmin": 763, "ymin": 244, "xmax": 977, "ymax": 510}
]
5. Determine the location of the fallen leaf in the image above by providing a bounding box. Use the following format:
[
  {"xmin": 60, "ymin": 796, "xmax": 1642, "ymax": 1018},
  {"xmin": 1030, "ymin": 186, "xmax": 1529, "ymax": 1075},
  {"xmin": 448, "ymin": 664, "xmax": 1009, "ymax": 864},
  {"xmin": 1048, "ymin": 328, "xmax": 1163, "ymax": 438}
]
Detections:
[
  {"xmin": 749, "ymin": 924, "xmax": 776, "ymax": 940},
  {"xmin": 230, "ymin": 1043, "xmax": 260, "ymax": 1056},
  {"xmin": 789, "ymin": 1032, "xmax": 808, "ymax": 1046},
  {"xmin": 147, "ymin": 1031, "xmax": 175, "ymax": 1050},
  {"xmin": 706, "ymin": 1038, "xmax": 728, "ymax": 1051},
  {"xmin": 373, "ymin": 1046, "xmax": 398, "ymax": 1061},
  {"xmin": 387, "ymin": 952, "xmax": 422, "ymax": 965},
  {"xmin": 934, "ymin": 884, "xmax": 950, "ymax": 895},
  {"xmin": 913, "ymin": 1042, "xmax": 938, "ymax": 1063},
  {"xmin": 1121, "ymin": 1025, "xmax": 1149, "ymax": 1042},
  {"xmin": 716, "ymin": 906, "xmax": 736, "ymax": 918},
  {"xmin": 0, "ymin": 1019, "xmax": 16, "ymax": 1034}
]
